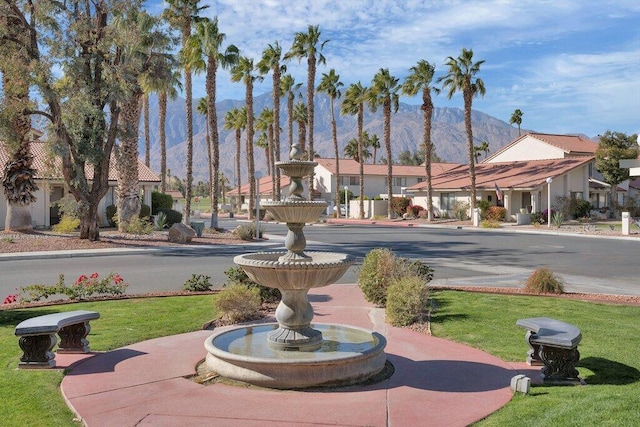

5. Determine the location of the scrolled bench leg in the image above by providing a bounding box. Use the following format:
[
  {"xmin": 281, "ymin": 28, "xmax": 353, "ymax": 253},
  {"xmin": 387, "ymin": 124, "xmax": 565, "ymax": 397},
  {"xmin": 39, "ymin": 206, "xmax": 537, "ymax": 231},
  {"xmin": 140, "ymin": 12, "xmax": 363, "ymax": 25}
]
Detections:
[
  {"xmin": 539, "ymin": 345, "xmax": 581, "ymax": 384},
  {"xmin": 57, "ymin": 321, "xmax": 92, "ymax": 353},
  {"xmin": 525, "ymin": 330, "xmax": 543, "ymax": 366},
  {"xmin": 18, "ymin": 334, "xmax": 57, "ymax": 369}
]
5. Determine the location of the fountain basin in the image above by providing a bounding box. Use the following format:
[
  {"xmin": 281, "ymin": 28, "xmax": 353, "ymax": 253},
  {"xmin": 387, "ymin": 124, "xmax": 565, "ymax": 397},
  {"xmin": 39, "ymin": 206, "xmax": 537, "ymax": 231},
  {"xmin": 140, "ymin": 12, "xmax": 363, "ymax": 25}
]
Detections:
[
  {"xmin": 262, "ymin": 200, "xmax": 327, "ymax": 224},
  {"xmin": 234, "ymin": 251, "xmax": 354, "ymax": 290},
  {"xmin": 203, "ymin": 323, "xmax": 387, "ymax": 389}
]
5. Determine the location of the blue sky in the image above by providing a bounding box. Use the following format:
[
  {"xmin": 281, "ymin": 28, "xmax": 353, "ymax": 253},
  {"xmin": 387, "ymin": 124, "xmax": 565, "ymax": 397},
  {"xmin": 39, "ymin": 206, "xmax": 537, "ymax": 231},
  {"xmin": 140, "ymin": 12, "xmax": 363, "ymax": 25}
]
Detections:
[{"xmin": 147, "ymin": 0, "xmax": 640, "ymax": 138}]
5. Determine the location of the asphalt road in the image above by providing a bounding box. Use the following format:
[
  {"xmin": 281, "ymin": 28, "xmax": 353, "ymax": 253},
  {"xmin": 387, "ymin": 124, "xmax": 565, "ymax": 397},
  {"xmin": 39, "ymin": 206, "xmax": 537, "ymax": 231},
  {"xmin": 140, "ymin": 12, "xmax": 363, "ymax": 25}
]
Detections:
[{"xmin": 1, "ymin": 219, "xmax": 638, "ymax": 297}]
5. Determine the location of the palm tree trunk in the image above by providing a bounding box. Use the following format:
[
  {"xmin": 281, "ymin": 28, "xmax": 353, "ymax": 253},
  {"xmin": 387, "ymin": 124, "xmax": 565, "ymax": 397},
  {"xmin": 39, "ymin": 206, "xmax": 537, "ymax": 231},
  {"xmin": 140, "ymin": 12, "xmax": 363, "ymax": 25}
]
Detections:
[
  {"xmin": 207, "ymin": 58, "xmax": 221, "ymax": 229},
  {"xmin": 330, "ymin": 96, "xmax": 341, "ymax": 217},
  {"xmin": 235, "ymin": 129, "xmax": 242, "ymax": 213},
  {"xmin": 159, "ymin": 92, "xmax": 168, "ymax": 193},
  {"xmin": 423, "ymin": 91, "xmax": 434, "ymax": 221},
  {"xmin": 273, "ymin": 70, "xmax": 282, "ymax": 200},
  {"xmin": 464, "ymin": 88, "xmax": 477, "ymax": 210},
  {"xmin": 184, "ymin": 67, "xmax": 194, "ymax": 224},
  {"xmin": 287, "ymin": 93, "xmax": 294, "ymax": 151},
  {"xmin": 143, "ymin": 94, "xmax": 150, "ymax": 167},
  {"xmin": 307, "ymin": 54, "xmax": 316, "ymax": 199},
  {"xmin": 246, "ymin": 81, "xmax": 256, "ymax": 217},
  {"xmin": 384, "ymin": 99, "xmax": 393, "ymax": 219},
  {"xmin": 116, "ymin": 96, "xmax": 142, "ymax": 231},
  {"xmin": 358, "ymin": 105, "xmax": 364, "ymax": 219}
]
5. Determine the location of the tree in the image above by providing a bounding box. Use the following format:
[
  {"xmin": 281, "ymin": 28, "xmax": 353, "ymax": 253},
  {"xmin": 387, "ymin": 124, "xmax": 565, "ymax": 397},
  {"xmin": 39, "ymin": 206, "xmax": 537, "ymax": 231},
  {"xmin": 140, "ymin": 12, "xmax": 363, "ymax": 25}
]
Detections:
[
  {"xmin": 398, "ymin": 150, "xmax": 424, "ymax": 166},
  {"xmin": 114, "ymin": 8, "xmax": 171, "ymax": 231},
  {"xmin": 184, "ymin": 16, "xmax": 238, "ymax": 229},
  {"xmin": 368, "ymin": 133, "xmax": 381, "ymax": 164},
  {"xmin": 293, "ymin": 101, "xmax": 307, "ymax": 153},
  {"xmin": 223, "ymin": 107, "xmax": 246, "ymax": 213},
  {"xmin": 402, "ymin": 60, "xmax": 439, "ymax": 220},
  {"xmin": 368, "ymin": 68, "xmax": 400, "ymax": 219},
  {"xmin": 0, "ymin": 3, "xmax": 37, "ymax": 231},
  {"xmin": 595, "ymin": 131, "xmax": 639, "ymax": 213},
  {"xmin": 257, "ymin": 42, "xmax": 285, "ymax": 199},
  {"xmin": 196, "ymin": 97, "xmax": 213, "ymax": 209},
  {"xmin": 140, "ymin": 56, "xmax": 181, "ymax": 193},
  {"xmin": 164, "ymin": 0, "xmax": 208, "ymax": 225},
  {"xmin": 341, "ymin": 82, "xmax": 368, "ymax": 219},
  {"xmin": 510, "ymin": 109, "xmax": 523, "ymax": 136},
  {"xmin": 280, "ymin": 74, "xmax": 301, "ymax": 154},
  {"xmin": 285, "ymin": 25, "xmax": 328, "ymax": 198},
  {"xmin": 439, "ymin": 48, "xmax": 485, "ymax": 210},
  {"xmin": 344, "ymin": 138, "xmax": 371, "ymax": 163},
  {"xmin": 256, "ymin": 107, "xmax": 275, "ymax": 198},
  {"xmin": 317, "ymin": 69, "xmax": 343, "ymax": 215},
  {"xmin": 1, "ymin": 1, "xmax": 148, "ymax": 241},
  {"xmin": 230, "ymin": 56, "xmax": 262, "ymax": 217}
]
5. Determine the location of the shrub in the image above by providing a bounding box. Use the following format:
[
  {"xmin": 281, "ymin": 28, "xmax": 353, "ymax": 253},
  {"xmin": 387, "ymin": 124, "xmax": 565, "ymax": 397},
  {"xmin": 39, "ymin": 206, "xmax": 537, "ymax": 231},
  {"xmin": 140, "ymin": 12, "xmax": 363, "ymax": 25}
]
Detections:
[
  {"xmin": 18, "ymin": 273, "xmax": 128, "ymax": 303},
  {"xmin": 154, "ymin": 211, "xmax": 168, "ymax": 229},
  {"xmin": 398, "ymin": 258, "xmax": 434, "ymax": 284},
  {"xmin": 485, "ymin": 206, "xmax": 507, "ymax": 221},
  {"xmin": 121, "ymin": 217, "xmax": 154, "ymax": 234},
  {"xmin": 140, "ymin": 203, "xmax": 151, "ymax": 219},
  {"xmin": 157, "ymin": 208, "xmax": 182, "ymax": 226},
  {"xmin": 386, "ymin": 276, "xmax": 429, "ymax": 327},
  {"xmin": 224, "ymin": 266, "xmax": 280, "ymax": 303},
  {"xmin": 183, "ymin": 274, "xmax": 213, "ymax": 292},
  {"xmin": 552, "ymin": 211, "xmax": 564, "ymax": 228},
  {"xmin": 477, "ymin": 199, "xmax": 491, "ymax": 217},
  {"xmin": 106, "ymin": 204, "xmax": 117, "ymax": 227},
  {"xmin": 54, "ymin": 195, "xmax": 82, "ymax": 218},
  {"xmin": 410, "ymin": 205, "xmax": 424, "ymax": 217},
  {"xmin": 530, "ymin": 212, "xmax": 545, "ymax": 224},
  {"xmin": 212, "ymin": 284, "xmax": 262, "ymax": 323},
  {"xmin": 452, "ymin": 200, "xmax": 470, "ymax": 220},
  {"xmin": 541, "ymin": 209, "xmax": 556, "ymax": 223},
  {"xmin": 234, "ymin": 223, "xmax": 263, "ymax": 240},
  {"xmin": 481, "ymin": 219, "xmax": 501, "ymax": 228},
  {"xmin": 524, "ymin": 268, "xmax": 565, "ymax": 294},
  {"xmin": 391, "ymin": 197, "xmax": 411, "ymax": 217},
  {"xmin": 358, "ymin": 248, "xmax": 398, "ymax": 306},
  {"xmin": 152, "ymin": 191, "xmax": 173, "ymax": 215},
  {"xmin": 52, "ymin": 215, "xmax": 80, "ymax": 233}
]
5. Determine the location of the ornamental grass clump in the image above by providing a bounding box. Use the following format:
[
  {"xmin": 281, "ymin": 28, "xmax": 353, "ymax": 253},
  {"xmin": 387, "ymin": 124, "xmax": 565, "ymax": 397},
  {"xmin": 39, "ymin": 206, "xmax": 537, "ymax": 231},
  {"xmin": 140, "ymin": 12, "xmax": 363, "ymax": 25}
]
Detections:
[
  {"xmin": 524, "ymin": 268, "xmax": 565, "ymax": 294},
  {"xmin": 386, "ymin": 276, "xmax": 430, "ymax": 327},
  {"xmin": 212, "ymin": 284, "xmax": 262, "ymax": 324}
]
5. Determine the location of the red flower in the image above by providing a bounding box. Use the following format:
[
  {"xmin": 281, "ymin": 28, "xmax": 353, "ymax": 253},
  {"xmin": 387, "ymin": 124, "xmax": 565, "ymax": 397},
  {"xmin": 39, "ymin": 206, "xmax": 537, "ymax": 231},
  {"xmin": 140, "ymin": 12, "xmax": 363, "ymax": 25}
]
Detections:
[
  {"xmin": 76, "ymin": 274, "xmax": 88, "ymax": 284},
  {"xmin": 90, "ymin": 272, "xmax": 99, "ymax": 279},
  {"xmin": 3, "ymin": 294, "xmax": 17, "ymax": 304},
  {"xmin": 113, "ymin": 274, "xmax": 123, "ymax": 285}
]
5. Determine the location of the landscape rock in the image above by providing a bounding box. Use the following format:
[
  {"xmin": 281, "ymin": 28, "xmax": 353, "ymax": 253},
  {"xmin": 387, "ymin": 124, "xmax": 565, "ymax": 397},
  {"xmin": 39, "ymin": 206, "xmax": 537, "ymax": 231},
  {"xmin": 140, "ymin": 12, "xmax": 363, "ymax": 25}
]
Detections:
[{"xmin": 168, "ymin": 223, "xmax": 195, "ymax": 244}]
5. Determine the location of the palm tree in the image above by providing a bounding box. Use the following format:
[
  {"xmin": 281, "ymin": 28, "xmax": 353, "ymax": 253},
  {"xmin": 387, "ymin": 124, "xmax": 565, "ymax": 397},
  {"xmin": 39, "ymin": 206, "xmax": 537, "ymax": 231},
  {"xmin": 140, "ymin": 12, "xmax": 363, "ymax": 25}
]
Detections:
[
  {"xmin": 184, "ymin": 17, "xmax": 239, "ymax": 229},
  {"xmin": 368, "ymin": 68, "xmax": 400, "ymax": 219},
  {"xmin": 439, "ymin": 48, "xmax": 486, "ymax": 210},
  {"xmin": 196, "ymin": 97, "xmax": 213, "ymax": 206},
  {"xmin": 402, "ymin": 59, "xmax": 439, "ymax": 221},
  {"xmin": 0, "ymin": 9, "xmax": 37, "ymax": 231},
  {"xmin": 142, "ymin": 94, "xmax": 151, "ymax": 167},
  {"xmin": 257, "ymin": 42, "xmax": 285, "ymax": 199},
  {"xmin": 280, "ymin": 74, "xmax": 302, "ymax": 153},
  {"xmin": 140, "ymin": 57, "xmax": 181, "ymax": 193},
  {"xmin": 317, "ymin": 69, "xmax": 343, "ymax": 215},
  {"xmin": 293, "ymin": 101, "xmax": 307, "ymax": 153},
  {"xmin": 223, "ymin": 107, "xmax": 246, "ymax": 213},
  {"xmin": 344, "ymin": 137, "xmax": 371, "ymax": 163},
  {"xmin": 510, "ymin": 109, "xmax": 523, "ymax": 136},
  {"xmin": 341, "ymin": 82, "xmax": 368, "ymax": 219},
  {"xmin": 163, "ymin": 0, "xmax": 208, "ymax": 225},
  {"xmin": 231, "ymin": 56, "xmax": 262, "ymax": 217},
  {"xmin": 256, "ymin": 107, "xmax": 275, "ymax": 198},
  {"xmin": 473, "ymin": 144, "xmax": 483, "ymax": 164},
  {"xmin": 479, "ymin": 140, "xmax": 490, "ymax": 159},
  {"xmin": 285, "ymin": 25, "xmax": 328, "ymax": 198}
]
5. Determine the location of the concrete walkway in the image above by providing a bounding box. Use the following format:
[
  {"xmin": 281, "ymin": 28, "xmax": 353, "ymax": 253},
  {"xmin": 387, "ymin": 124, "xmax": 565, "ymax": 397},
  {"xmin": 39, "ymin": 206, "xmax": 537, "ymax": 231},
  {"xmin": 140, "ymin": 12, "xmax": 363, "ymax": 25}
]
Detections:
[{"xmin": 59, "ymin": 284, "xmax": 539, "ymax": 427}]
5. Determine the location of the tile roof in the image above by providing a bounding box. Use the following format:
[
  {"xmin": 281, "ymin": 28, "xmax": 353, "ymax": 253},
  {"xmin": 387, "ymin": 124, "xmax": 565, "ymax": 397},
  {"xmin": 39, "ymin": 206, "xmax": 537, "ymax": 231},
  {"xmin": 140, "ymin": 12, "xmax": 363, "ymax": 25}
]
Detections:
[
  {"xmin": 484, "ymin": 132, "xmax": 598, "ymax": 162},
  {"xmin": 406, "ymin": 157, "xmax": 594, "ymax": 192},
  {"xmin": 315, "ymin": 157, "xmax": 459, "ymax": 176},
  {"xmin": 0, "ymin": 140, "xmax": 160, "ymax": 182},
  {"xmin": 228, "ymin": 175, "xmax": 291, "ymax": 196}
]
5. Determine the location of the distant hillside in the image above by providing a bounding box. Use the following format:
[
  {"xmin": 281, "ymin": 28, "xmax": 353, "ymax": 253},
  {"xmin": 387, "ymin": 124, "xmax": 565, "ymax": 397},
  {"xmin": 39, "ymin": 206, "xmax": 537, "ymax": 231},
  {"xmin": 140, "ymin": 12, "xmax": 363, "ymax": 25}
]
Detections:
[{"xmin": 142, "ymin": 91, "xmax": 526, "ymax": 182}]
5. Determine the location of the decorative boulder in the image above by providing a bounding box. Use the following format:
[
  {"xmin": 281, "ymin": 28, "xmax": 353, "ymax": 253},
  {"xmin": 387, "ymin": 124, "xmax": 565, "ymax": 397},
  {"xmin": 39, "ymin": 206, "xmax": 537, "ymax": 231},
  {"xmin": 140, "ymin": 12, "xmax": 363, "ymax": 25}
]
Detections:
[{"xmin": 168, "ymin": 223, "xmax": 195, "ymax": 244}]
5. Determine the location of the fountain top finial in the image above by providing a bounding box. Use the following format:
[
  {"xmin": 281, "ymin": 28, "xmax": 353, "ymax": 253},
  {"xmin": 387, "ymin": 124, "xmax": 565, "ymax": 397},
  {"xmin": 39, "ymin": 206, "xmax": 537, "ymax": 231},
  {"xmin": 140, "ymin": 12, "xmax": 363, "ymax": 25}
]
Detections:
[{"xmin": 290, "ymin": 143, "xmax": 303, "ymax": 161}]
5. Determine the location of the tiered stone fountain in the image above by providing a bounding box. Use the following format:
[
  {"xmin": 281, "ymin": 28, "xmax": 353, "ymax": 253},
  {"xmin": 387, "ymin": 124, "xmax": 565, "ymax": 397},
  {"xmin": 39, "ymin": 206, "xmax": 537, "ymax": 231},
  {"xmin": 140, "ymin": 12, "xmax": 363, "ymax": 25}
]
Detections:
[{"xmin": 203, "ymin": 144, "xmax": 387, "ymax": 389}]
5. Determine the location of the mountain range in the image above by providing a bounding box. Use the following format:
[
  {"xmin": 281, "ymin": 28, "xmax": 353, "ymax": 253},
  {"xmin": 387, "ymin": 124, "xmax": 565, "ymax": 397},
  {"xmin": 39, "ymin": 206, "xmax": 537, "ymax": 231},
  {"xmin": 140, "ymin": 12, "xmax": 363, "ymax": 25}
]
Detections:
[{"xmin": 142, "ymin": 90, "xmax": 527, "ymax": 183}]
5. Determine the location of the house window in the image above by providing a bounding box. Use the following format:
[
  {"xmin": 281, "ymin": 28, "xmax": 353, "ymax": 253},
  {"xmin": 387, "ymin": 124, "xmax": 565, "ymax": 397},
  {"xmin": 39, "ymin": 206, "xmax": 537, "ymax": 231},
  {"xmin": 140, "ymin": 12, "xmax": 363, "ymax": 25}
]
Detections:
[
  {"xmin": 440, "ymin": 193, "xmax": 456, "ymax": 210},
  {"xmin": 339, "ymin": 176, "xmax": 359, "ymax": 186},
  {"xmin": 350, "ymin": 176, "xmax": 359, "ymax": 185},
  {"xmin": 417, "ymin": 177, "xmax": 424, "ymax": 183},
  {"xmin": 394, "ymin": 177, "xmax": 406, "ymax": 187}
]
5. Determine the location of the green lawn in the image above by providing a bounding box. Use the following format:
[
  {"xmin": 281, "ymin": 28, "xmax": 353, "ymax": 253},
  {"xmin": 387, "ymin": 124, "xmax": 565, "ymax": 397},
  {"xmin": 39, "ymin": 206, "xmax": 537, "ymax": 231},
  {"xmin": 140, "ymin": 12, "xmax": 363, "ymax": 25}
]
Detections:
[{"xmin": 1, "ymin": 292, "xmax": 638, "ymax": 426}]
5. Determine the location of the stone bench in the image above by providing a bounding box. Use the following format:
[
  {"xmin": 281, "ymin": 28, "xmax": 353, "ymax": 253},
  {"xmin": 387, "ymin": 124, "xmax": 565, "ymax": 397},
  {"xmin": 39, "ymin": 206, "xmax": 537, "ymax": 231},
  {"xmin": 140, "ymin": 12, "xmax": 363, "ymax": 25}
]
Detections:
[
  {"xmin": 516, "ymin": 317, "xmax": 582, "ymax": 384},
  {"xmin": 14, "ymin": 310, "xmax": 100, "ymax": 369}
]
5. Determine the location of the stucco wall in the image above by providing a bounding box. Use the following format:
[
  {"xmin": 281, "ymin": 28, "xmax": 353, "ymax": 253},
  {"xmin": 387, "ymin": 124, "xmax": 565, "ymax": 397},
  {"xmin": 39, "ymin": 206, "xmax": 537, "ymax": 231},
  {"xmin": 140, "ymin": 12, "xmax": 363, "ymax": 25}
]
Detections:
[{"xmin": 488, "ymin": 136, "xmax": 565, "ymax": 162}]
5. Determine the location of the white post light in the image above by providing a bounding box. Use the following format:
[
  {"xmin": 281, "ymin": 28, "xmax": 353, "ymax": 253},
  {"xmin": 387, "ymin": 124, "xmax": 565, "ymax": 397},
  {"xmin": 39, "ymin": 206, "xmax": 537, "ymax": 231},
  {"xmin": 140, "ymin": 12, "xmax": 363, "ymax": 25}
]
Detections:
[
  {"xmin": 255, "ymin": 172, "xmax": 262, "ymax": 238},
  {"xmin": 344, "ymin": 186, "xmax": 348, "ymax": 219},
  {"xmin": 546, "ymin": 177, "xmax": 553, "ymax": 228}
]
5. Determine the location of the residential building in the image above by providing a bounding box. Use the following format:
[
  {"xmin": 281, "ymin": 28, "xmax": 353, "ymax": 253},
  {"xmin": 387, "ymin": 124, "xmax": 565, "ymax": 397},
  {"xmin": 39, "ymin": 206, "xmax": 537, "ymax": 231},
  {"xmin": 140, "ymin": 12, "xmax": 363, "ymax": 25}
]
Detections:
[{"xmin": 1, "ymin": 140, "xmax": 160, "ymax": 229}]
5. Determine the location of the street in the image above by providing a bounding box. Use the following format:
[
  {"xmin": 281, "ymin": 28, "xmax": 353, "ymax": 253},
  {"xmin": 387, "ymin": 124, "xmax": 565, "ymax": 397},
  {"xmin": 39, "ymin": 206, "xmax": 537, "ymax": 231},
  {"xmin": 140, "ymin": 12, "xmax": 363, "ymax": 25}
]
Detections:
[{"xmin": 1, "ymin": 219, "xmax": 638, "ymax": 297}]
